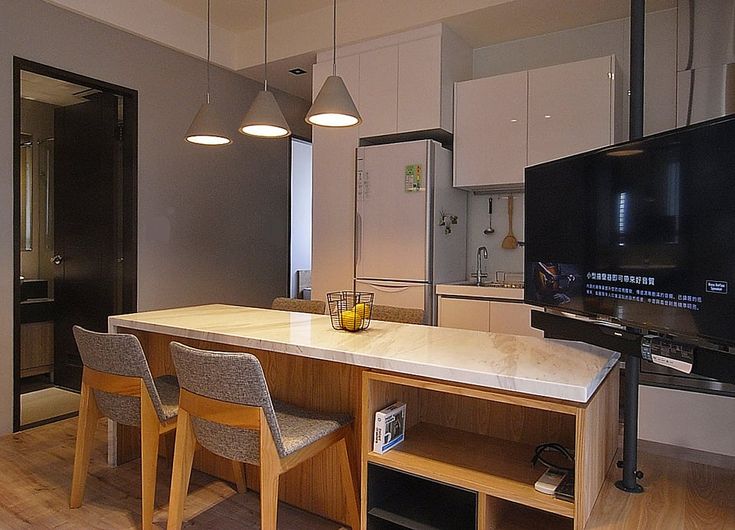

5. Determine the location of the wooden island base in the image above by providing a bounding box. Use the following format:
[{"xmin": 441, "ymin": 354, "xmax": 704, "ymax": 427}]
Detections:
[{"xmin": 110, "ymin": 319, "xmax": 618, "ymax": 530}]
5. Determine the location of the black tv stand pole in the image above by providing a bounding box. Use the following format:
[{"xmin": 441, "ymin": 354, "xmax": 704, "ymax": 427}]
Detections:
[
  {"xmin": 614, "ymin": 0, "xmax": 647, "ymax": 494},
  {"xmin": 615, "ymin": 354, "xmax": 644, "ymax": 493}
]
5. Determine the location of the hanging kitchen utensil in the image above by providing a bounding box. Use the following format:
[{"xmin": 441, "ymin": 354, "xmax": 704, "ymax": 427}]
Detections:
[
  {"xmin": 483, "ymin": 197, "xmax": 496, "ymax": 235},
  {"xmin": 501, "ymin": 195, "xmax": 519, "ymax": 249}
]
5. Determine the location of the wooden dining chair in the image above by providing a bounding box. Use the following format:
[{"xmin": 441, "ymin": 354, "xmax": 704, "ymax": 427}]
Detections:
[
  {"xmin": 70, "ymin": 326, "xmax": 180, "ymax": 530},
  {"xmin": 271, "ymin": 296, "xmax": 326, "ymax": 315},
  {"xmin": 371, "ymin": 304, "xmax": 425, "ymax": 324},
  {"xmin": 167, "ymin": 342, "xmax": 359, "ymax": 530}
]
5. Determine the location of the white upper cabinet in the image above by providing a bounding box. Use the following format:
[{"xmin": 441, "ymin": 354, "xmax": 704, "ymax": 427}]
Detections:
[
  {"xmin": 453, "ymin": 55, "xmax": 617, "ymax": 190},
  {"xmin": 527, "ymin": 56, "xmax": 615, "ymax": 166},
  {"xmin": 358, "ymin": 46, "xmax": 398, "ymax": 138},
  {"xmin": 453, "ymin": 71, "xmax": 528, "ymax": 188},
  {"xmin": 315, "ymin": 25, "xmax": 471, "ymax": 140},
  {"xmin": 397, "ymin": 36, "xmax": 443, "ymax": 133}
]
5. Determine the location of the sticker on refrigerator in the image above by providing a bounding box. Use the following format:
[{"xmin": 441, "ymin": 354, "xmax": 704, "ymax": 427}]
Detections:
[{"xmin": 404, "ymin": 164, "xmax": 423, "ymax": 192}]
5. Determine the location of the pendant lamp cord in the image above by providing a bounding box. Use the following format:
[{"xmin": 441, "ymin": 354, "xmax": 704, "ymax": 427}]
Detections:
[
  {"xmin": 206, "ymin": 0, "xmax": 211, "ymax": 103},
  {"xmin": 332, "ymin": 0, "xmax": 337, "ymax": 76},
  {"xmin": 264, "ymin": 0, "xmax": 269, "ymax": 91}
]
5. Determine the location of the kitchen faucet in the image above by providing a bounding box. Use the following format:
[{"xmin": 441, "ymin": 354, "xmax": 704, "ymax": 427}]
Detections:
[{"xmin": 471, "ymin": 246, "xmax": 488, "ymax": 286}]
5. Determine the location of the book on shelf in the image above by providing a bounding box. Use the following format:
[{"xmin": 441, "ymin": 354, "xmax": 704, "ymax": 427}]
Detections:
[{"xmin": 373, "ymin": 402, "xmax": 406, "ymax": 454}]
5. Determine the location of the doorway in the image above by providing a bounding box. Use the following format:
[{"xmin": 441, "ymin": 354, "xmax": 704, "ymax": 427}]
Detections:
[
  {"xmin": 289, "ymin": 138, "xmax": 313, "ymax": 299},
  {"xmin": 13, "ymin": 59, "xmax": 138, "ymax": 431}
]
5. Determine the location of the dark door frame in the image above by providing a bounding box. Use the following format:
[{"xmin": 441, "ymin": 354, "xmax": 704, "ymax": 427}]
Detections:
[{"xmin": 12, "ymin": 58, "xmax": 138, "ymax": 431}]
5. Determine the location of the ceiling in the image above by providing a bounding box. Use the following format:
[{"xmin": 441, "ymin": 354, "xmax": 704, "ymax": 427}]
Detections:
[
  {"xmin": 20, "ymin": 71, "xmax": 96, "ymax": 107},
  {"xmin": 445, "ymin": 0, "xmax": 677, "ymax": 49},
  {"xmin": 161, "ymin": 0, "xmax": 332, "ymax": 32},
  {"xmin": 43, "ymin": 0, "xmax": 677, "ymax": 101}
]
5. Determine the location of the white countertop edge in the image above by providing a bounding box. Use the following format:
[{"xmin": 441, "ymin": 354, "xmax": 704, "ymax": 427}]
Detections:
[{"xmin": 109, "ymin": 316, "xmax": 621, "ymax": 403}]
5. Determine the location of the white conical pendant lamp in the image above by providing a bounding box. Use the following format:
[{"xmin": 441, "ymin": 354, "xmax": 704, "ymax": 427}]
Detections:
[
  {"xmin": 186, "ymin": 0, "xmax": 232, "ymax": 145},
  {"xmin": 306, "ymin": 0, "xmax": 361, "ymax": 127},
  {"xmin": 239, "ymin": 0, "xmax": 291, "ymax": 138}
]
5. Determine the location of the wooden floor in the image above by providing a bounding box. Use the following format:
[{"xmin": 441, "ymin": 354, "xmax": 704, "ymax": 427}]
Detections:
[
  {"xmin": 0, "ymin": 418, "xmax": 733, "ymax": 529},
  {"xmin": 0, "ymin": 418, "xmax": 342, "ymax": 529}
]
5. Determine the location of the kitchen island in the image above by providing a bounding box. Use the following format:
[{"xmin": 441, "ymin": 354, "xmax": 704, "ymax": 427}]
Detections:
[{"xmin": 109, "ymin": 304, "xmax": 620, "ymax": 529}]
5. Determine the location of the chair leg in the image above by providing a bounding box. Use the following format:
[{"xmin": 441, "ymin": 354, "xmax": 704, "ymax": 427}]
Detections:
[
  {"xmin": 141, "ymin": 388, "xmax": 162, "ymax": 530},
  {"xmin": 259, "ymin": 462, "xmax": 280, "ymax": 530},
  {"xmin": 336, "ymin": 436, "xmax": 360, "ymax": 530},
  {"xmin": 166, "ymin": 409, "xmax": 197, "ymax": 530},
  {"xmin": 232, "ymin": 461, "xmax": 247, "ymax": 493},
  {"xmin": 70, "ymin": 381, "xmax": 100, "ymax": 509}
]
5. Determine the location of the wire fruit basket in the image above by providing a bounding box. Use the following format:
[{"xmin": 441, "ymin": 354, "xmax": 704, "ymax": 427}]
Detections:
[{"xmin": 327, "ymin": 291, "xmax": 374, "ymax": 332}]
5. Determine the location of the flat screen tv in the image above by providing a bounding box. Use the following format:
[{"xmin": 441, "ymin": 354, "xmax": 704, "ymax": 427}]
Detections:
[{"xmin": 524, "ymin": 115, "xmax": 735, "ymax": 348}]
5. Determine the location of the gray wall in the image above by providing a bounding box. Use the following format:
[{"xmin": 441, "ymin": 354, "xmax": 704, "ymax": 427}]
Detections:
[{"xmin": 0, "ymin": 0, "xmax": 311, "ymax": 433}]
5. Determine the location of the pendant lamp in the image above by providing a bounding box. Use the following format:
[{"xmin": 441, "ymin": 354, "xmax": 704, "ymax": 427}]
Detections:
[
  {"xmin": 186, "ymin": 0, "xmax": 232, "ymax": 145},
  {"xmin": 239, "ymin": 0, "xmax": 291, "ymax": 138},
  {"xmin": 306, "ymin": 0, "xmax": 362, "ymax": 127}
]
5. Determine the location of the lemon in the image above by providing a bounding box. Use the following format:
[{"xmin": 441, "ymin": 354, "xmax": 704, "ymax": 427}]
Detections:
[
  {"xmin": 354, "ymin": 303, "xmax": 372, "ymax": 320},
  {"xmin": 340, "ymin": 309, "xmax": 363, "ymax": 331}
]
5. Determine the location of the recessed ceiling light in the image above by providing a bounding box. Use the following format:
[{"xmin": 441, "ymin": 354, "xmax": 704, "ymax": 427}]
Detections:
[{"xmin": 289, "ymin": 67, "xmax": 307, "ymax": 76}]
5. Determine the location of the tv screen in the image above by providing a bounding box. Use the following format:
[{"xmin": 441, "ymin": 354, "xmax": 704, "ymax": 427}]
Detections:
[{"xmin": 524, "ymin": 115, "xmax": 735, "ymax": 347}]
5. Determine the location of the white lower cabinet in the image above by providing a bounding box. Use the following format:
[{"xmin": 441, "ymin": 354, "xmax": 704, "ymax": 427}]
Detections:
[
  {"xmin": 437, "ymin": 297, "xmax": 491, "ymax": 332},
  {"xmin": 438, "ymin": 296, "xmax": 542, "ymax": 337},
  {"xmin": 488, "ymin": 301, "xmax": 543, "ymax": 338}
]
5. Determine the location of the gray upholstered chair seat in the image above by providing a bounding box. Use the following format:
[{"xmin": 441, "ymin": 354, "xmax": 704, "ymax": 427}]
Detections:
[
  {"xmin": 275, "ymin": 400, "xmax": 351, "ymax": 456},
  {"xmin": 192, "ymin": 400, "xmax": 351, "ymax": 464}
]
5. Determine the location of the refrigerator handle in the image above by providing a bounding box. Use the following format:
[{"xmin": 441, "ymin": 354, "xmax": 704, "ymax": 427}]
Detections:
[{"xmin": 365, "ymin": 282, "xmax": 412, "ymax": 293}]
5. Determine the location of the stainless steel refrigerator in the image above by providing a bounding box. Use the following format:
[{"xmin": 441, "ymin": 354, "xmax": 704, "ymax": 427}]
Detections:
[{"xmin": 354, "ymin": 140, "xmax": 467, "ymax": 324}]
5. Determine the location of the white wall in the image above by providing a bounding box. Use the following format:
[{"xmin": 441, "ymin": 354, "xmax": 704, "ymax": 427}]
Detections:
[
  {"xmin": 466, "ymin": 193, "xmax": 524, "ymax": 281},
  {"xmin": 290, "ymin": 139, "xmax": 313, "ymax": 298},
  {"xmin": 0, "ymin": 0, "xmax": 310, "ymax": 434},
  {"xmin": 639, "ymin": 386, "xmax": 735, "ymax": 457}
]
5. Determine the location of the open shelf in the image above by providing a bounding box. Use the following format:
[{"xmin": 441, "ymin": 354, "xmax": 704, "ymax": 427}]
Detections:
[
  {"xmin": 367, "ymin": 422, "xmax": 575, "ymax": 519},
  {"xmin": 367, "ymin": 462, "xmax": 477, "ymax": 530},
  {"xmin": 482, "ymin": 498, "xmax": 573, "ymax": 530}
]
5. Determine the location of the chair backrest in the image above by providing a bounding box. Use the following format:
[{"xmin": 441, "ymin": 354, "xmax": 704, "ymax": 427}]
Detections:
[
  {"xmin": 72, "ymin": 326, "xmax": 167, "ymax": 426},
  {"xmin": 271, "ymin": 297, "xmax": 326, "ymax": 315},
  {"xmin": 371, "ymin": 305, "xmax": 425, "ymax": 325},
  {"xmin": 169, "ymin": 342, "xmax": 285, "ymax": 463}
]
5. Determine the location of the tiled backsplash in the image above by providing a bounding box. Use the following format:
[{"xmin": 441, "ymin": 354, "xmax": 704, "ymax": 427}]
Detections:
[{"xmin": 466, "ymin": 192, "xmax": 525, "ymax": 280}]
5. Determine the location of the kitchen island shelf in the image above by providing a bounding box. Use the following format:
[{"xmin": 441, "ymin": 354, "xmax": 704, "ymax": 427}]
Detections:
[
  {"xmin": 361, "ymin": 370, "xmax": 618, "ymax": 530},
  {"xmin": 367, "ymin": 422, "xmax": 575, "ymax": 519}
]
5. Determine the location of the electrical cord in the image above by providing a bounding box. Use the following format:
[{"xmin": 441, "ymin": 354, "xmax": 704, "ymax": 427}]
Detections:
[{"xmin": 531, "ymin": 443, "xmax": 575, "ymax": 474}]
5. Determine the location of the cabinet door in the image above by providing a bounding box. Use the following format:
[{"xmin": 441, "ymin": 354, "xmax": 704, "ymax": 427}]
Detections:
[
  {"xmin": 311, "ymin": 56, "xmax": 360, "ymax": 301},
  {"xmin": 398, "ymin": 36, "xmax": 442, "ymax": 133},
  {"xmin": 489, "ymin": 302, "xmax": 543, "ymax": 338},
  {"xmin": 527, "ymin": 56, "xmax": 614, "ymax": 166},
  {"xmin": 438, "ymin": 297, "xmax": 490, "ymax": 332},
  {"xmin": 454, "ymin": 72, "xmax": 528, "ymax": 188},
  {"xmin": 359, "ymin": 46, "xmax": 398, "ymax": 138}
]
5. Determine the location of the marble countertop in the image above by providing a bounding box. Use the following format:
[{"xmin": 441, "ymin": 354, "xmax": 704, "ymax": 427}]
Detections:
[{"xmin": 109, "ymin": 304, "xmax": 619, "ymax": 403}]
